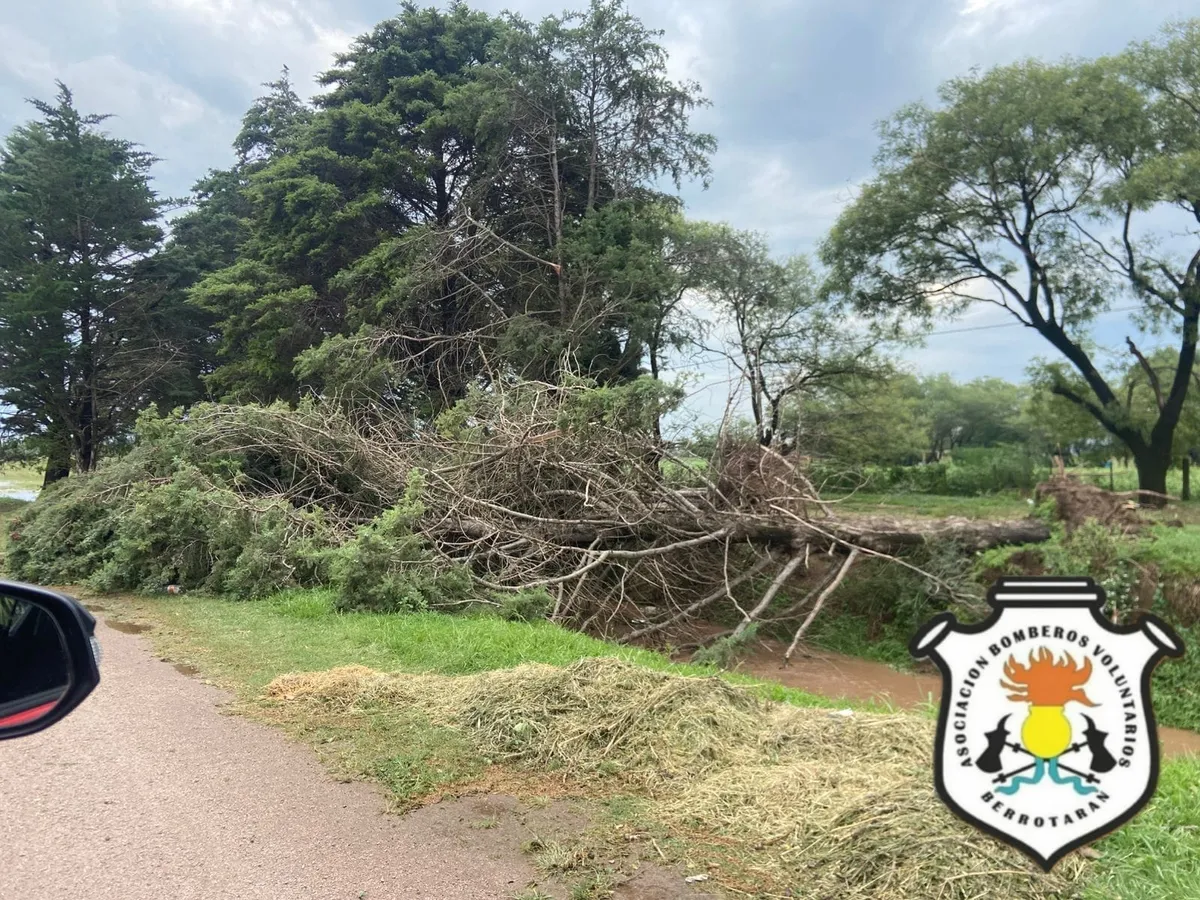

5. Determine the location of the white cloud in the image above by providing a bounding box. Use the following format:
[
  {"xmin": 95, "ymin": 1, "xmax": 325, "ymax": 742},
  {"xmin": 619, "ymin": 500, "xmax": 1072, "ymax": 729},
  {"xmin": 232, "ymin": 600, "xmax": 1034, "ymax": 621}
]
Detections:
[
  {"xmin": 950, "ymin": 0, "xmax": 1058, "ymax": 38},
  {"xmin": 66, "ymin": 55, "xmax": 212, "ymax": 131},
  {"xmin": 690, "ymin": 147, "xmax": 866, "ymax": 253},
  {"xmin": 0, "ymin": 29, "xmax": 216, "ymax": 135},
  {"xmin": 137, "ymin": 0, "xmax": 357, "ymax": 96},
  {"xmin": 0, "ymin": 25, "xmax": 57, "ymax": 85},
  {"xmin": 147, "ymin": 0, "xmax": 297, "ymax": 35},
  {"xmin": 939, "ymin": 0, "xmax": 1089, "ymax": 57},
  {"xmin": 662, "ymin": 4, "xmax": 717, "ymax": 88}
]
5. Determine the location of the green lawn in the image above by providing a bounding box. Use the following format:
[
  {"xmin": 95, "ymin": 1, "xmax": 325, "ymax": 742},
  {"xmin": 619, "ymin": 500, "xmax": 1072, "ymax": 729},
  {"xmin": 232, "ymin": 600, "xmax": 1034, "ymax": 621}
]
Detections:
[
  {"xmin": 96, "ymin": 588, "xmax": 857, "ymax": 710},
  {"xmin": 824, "ymin": 490, "xmax": 1035, "ymax": 519},
  {"xmin": 1083, "ymin": 756, "xmax": 1200, "ymax": 900}
]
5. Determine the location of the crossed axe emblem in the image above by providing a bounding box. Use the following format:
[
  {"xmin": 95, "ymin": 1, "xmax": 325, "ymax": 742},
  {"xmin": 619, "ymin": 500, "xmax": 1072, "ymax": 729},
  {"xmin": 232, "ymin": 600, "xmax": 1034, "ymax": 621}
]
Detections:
[{"xmin": 975, "ymin": 713, "xmax": 1117, "ymax": 785}]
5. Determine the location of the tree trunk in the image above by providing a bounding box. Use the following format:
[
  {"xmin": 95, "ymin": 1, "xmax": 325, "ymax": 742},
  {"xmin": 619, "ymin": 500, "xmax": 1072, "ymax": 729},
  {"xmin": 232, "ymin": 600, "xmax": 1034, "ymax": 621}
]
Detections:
[
  {"xmin": 42, "ymin": 441, "xmax": 71, "ymax": 487},
  {"xmin": 1133, "ymin": 449, "xmax": 1171, "ymax": 507},
  {"xmin": 1183, "ymin": 455, "xmax": 1191, "ymax": 502}
]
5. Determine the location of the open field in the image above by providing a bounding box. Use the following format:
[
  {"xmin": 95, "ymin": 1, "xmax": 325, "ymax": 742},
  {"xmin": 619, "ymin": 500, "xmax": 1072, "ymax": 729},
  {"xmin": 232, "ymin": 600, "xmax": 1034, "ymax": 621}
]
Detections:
[
  {"xmin": 824, "ymin": 490, "xmax": 1035, "ymax": 519},
  {"xmin": 0, "ymin": 462, "xmax": 41, "ymax": 500}
]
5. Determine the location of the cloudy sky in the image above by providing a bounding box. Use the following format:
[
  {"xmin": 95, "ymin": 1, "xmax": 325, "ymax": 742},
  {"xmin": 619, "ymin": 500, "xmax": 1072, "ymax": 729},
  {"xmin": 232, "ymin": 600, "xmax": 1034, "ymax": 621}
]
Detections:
[{"xmin": 2, "ymin": 0, "xmax": 1197, "ymax": 423}]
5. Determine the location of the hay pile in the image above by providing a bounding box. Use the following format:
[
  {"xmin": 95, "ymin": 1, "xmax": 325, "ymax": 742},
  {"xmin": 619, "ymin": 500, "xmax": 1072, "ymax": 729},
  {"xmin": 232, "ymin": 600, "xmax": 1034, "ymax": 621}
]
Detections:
[{"xmin": 266, "ymin": 658, "xmax": 1087, "ymax": 899}]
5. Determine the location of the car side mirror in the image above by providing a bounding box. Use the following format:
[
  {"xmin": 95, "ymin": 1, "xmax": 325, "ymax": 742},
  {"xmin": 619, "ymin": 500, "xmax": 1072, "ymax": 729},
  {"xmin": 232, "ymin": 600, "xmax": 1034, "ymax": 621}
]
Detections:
[{"xmin": 0, "ymin": 581, "xmax": 101, "ymax": 740}]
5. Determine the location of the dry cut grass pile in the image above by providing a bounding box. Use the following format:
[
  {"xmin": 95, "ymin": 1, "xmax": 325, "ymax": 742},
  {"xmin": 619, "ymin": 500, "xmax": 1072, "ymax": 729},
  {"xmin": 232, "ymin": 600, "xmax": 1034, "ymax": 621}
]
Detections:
[{"xmin": 266, "ymin": 657, "xmax": 1088, "ymax": 899}]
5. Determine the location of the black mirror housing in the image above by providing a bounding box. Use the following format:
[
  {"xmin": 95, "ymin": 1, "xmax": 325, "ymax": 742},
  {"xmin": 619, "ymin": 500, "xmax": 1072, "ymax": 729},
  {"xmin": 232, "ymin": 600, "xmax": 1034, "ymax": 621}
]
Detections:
[{"xmin": 0, "ymin": 581, "xmax": 101, "ymax": 741}]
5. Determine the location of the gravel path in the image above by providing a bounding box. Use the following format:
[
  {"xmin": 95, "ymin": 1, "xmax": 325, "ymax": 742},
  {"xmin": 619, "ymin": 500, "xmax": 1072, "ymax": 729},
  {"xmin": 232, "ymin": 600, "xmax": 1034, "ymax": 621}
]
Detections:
[{"xmin": 0, "ymin": 618, "xmax": 550, "ymax": 900}]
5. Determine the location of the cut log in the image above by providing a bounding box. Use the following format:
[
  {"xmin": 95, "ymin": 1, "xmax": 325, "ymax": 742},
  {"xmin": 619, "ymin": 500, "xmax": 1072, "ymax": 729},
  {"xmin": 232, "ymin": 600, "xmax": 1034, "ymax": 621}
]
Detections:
[{"xmin": 822, "ymin": 516, "xmax": 1051, "ymax": 554}]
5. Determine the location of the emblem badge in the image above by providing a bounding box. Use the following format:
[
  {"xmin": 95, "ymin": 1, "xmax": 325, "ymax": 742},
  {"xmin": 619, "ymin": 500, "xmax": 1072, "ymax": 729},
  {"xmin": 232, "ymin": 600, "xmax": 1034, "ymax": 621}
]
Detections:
[{"xmin": 911, "ymin": 577, "xmax": 1185, "ymax": 870}]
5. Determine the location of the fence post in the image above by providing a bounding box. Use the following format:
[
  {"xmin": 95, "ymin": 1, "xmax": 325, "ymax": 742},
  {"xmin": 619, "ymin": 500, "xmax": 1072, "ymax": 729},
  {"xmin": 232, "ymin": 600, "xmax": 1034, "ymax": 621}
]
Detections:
[{"xmin": 1183, "ymin": 455, "xmax": 1191, "ymax": 502}]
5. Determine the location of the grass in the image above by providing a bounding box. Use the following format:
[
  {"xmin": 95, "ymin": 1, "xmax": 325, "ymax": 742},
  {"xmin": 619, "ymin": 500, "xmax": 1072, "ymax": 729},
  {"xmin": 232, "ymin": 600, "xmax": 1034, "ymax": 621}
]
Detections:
[
  {"xmin": 1138, "ymin": 524, "xmax": 1200, "ymax": 579},
  {"xmin": 1071, "ymin": 463, "xmax": 1192, "ymax": 497},
  {"xmin": 802, "ymin": 610, "xmax": 919, "ymax": 669},
  {"xmin": 1145, "ymin": 621, "xmax": 1200, "ymax": 733},
  {"xmin": 0, "ymin": 462, "xmax": 42, "ymax": 495},
  {"xmin": 262, "ymin": 655, "xmax": 1085, "ymax": 898},
  {"xmin": 1082, "ymin": 757, "xmax": 1200, "ymax": 900},
  {"xmin": 94, "ymin": 588, "xmax": 860, "ymax": 710},
  {"xmin": 825, "ymin": 490, "xmax": 1035, "ymax": 519}
]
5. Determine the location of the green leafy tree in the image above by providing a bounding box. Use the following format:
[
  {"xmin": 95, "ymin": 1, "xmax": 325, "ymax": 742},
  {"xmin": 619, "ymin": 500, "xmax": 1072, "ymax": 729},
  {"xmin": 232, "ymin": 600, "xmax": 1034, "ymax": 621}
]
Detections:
[
  {"xmin": 169, "ymin": 68, "xmax": 317, "ymax": 403},
  {"xmin": 821, "ymin": 24, "xmax": 1200, "ymax": 503},
  {"xmin": 1029, "ymin": 345, "xmax": 1200, "ymax": 467},
  {"xmin": 191, "ymin": 4, "xmax": 501, "ymax": 405},
  {"xmin": 233, "ymin": 67, "xmax": 313, "ymax": 168},
  {"xmin": 916, "ymin": 375, "xmax": 1030, "ymax": 461},
  {"xmin": 1024, "ymin": 369, "xmax": 1117, "ymax": 464},
  {"xmin": 0, "ymin": 85, "xmax": 192, "ymax": 484},
  {"xmin": 701, "ymin": 229, "xmax": 880, "ymax": 448},
  {"xmin": 442, "ymin": 0, "xmax": 715, "ymax": 386},
  {"xmin": 194, "ymin": 1, "xmax": 714, "ymax": 412},
  {"xmin": 789, "ymin": 371, "xmax": 930, "ymax": 465}
]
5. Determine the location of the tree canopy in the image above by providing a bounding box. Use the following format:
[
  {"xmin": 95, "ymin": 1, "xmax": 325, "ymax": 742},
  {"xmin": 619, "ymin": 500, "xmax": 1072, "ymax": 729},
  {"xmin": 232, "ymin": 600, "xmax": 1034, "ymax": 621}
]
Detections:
[
  {"xmin": 187, "ymin": 0, "xmax": 715, "ymax": 416},
  {"xmin": 820, "ymin": 21, "xmax": 1200, "ymax": 500},
  {"xmin": 0, "ymin": 84, "xmax": 198, "ymax": 484}
]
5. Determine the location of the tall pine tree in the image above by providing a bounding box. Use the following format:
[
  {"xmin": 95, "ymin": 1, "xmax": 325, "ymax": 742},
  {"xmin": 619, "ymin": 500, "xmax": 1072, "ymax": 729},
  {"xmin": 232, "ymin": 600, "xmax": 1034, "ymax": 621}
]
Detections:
[{"xmin": 0, "ymin": 84, "xmax": 189, "ymax": 484}]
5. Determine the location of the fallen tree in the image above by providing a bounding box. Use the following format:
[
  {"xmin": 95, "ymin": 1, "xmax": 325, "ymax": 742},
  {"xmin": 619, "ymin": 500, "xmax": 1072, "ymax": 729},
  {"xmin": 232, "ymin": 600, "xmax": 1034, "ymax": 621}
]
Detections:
[
  {"xmin": 5, "ymin": 378, "xmax": 1051, "ymax": 653},
  {"xmin": 426, "ymin": 512, "xmax": 1049, "ymax": 555}
]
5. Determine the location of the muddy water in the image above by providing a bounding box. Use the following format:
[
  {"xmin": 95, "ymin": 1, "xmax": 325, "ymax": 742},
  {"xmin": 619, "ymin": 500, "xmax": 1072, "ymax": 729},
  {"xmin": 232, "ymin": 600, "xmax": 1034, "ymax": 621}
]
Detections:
[{"xmin": 716, "ymin": 642, "xmax": 1200, "ymax": 758}]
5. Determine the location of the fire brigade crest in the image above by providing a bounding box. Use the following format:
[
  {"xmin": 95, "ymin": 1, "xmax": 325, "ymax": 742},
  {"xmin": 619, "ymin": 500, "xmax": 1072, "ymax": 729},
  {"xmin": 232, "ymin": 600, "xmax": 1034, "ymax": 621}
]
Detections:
[{"xmin": 910, "ymin": 577, "xmax": 1184, "ymax": 871}]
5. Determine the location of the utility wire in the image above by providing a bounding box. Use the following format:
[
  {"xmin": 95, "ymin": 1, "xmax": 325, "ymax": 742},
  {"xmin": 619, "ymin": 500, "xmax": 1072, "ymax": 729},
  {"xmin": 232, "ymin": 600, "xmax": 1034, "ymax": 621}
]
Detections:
[
  {"xmin": 901, "ymin": 304, "xmax": 1146, "ymax": 339},
  {"xmin": 833, "ymin": 303, "xmax": 1150, "ymax": 351},
  {"xmin": 664, "ymin": 303, "xmax": 1156, "ymax": 389}
]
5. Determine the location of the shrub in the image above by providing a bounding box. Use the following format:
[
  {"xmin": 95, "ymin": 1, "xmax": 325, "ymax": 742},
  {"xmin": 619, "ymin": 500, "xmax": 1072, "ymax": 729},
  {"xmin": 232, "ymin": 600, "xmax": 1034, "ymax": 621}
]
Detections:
[
  {"xmin": 980, "ymin": 522, "xmax": 1144, "ymax": 623},
  {"xmin": 830, "ymin": 446, "xmax": 1051, "ymax": 497},
  {"xmin": 692, "ymin": 624, "xmax": 760, "ymax": 669},
  {"xmin": 944, "ymin": 445, "xmax": 1046, "ymax": 494},
  {"xmin": 1037, "ymin": 522, "xmax": 1142, "ymax": 622},
  {"xmin": 326, "ymin": 472, "xmax": 473, "ymax": 613},
  {"xmin": 494, "ymin": 589, "xmax": 555, "ymax": 622},
  {"xmin": 4, "ymin": 410, "xmax": 337, "ymax": 597},
  {"xmin": 5, "ymin": 477, "xmax": 118, "ymax": 586},
  {"xmin": 801, "ymin": 541, "xmax": 986, "ymax": 668}
]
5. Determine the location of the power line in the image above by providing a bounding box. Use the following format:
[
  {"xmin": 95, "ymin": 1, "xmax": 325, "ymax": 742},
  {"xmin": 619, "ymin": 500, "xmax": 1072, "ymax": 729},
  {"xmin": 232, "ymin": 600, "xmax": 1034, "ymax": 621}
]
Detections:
[
  {"xmin": 820, "ymin": 303, "xmax": 1151, "ymax": 353},
  {"xmin": 910, "ymin": 305, "xmax": 1145, "ymax": 340},
  {"xmin": 663, "ymin": 302, "xmax": 1160, "ymax": 377}
]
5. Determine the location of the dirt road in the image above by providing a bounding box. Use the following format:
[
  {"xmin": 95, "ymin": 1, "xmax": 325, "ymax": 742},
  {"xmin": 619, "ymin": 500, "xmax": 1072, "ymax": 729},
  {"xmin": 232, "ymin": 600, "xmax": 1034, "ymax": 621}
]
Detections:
[{"xmin": 0, "ymin": 618, "xmax": 559, "ymax": 900}]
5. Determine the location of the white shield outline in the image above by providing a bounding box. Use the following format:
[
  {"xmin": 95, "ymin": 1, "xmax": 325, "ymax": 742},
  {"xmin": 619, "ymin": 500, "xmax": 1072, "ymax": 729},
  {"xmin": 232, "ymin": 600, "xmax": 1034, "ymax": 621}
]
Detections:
[{"xmin": 911, "ymin": 576, "xmax": 1185, "ymax": 871}]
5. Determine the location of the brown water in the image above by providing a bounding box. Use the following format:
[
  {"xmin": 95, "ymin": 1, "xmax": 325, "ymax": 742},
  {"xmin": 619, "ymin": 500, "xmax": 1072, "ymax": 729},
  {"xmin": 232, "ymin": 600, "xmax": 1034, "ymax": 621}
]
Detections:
[{"xmin": 691, "ymin": 640, "xmax": 1200, "ymax": 758}]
